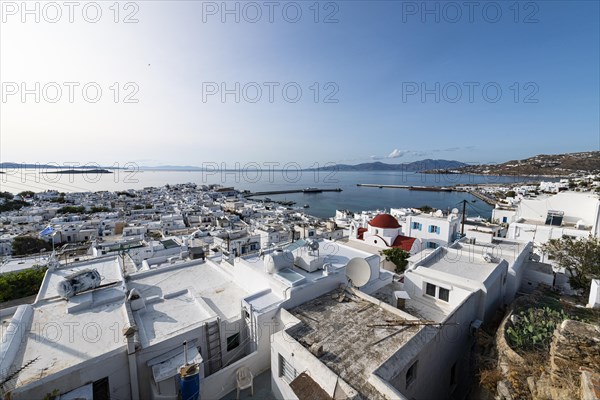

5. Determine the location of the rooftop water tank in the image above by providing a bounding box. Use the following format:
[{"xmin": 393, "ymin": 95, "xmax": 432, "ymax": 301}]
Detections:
[
  {"xmin": 265, "ymin": 249, "xmax": 294, "ymax": 274},
  {"xmin": 57, "ymin": 269, "xmax": 102, "ymax": 299}
]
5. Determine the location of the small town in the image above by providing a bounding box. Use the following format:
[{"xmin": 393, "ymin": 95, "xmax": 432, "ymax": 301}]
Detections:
[
  {"xmin": 2, "ymin": 1, "xmax": 599, "ymax": 399},
  {"xmin": 0, "ymin": 171, "xmax": 599, "ymax": 400}
]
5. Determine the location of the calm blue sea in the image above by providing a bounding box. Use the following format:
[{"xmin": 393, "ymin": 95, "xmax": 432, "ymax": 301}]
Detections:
[{"xmin": 0, "ymin": 169, "xmax": 544, "ymax": 219}]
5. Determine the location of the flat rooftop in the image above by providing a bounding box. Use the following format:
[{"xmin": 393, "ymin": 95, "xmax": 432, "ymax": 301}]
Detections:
[
  {"xmin": 452, "ymin": 239, "xmax": 529, "ymax": 266},
  {"xmin": 417, "ymin": 247, "xmax": 502, "ymax": 285},
  {"xmin": 3, "ymin": 257, "xmax": 129, "ymax": 392},
  {"xmin": 244, "ymin": 239, "xmax": 375, "ymax": 271},
  {"xmin": 287, "ymin": 291, "xmax": 422, "ymax": 400},
  {"xmin": 0, "ymin": 256, "xmax": 47, "ymax": 275},
  {"xmin": 36, "ymin": 256, "xmax": 124, "ymax": 301},
  {"xmin": 127, "ymin": 259, "xmax": 249, "ymax": 348}
]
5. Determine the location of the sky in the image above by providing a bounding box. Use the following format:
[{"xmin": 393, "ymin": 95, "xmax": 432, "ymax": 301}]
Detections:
[{"xmin": 1, "ymin": 0, "xmax": 599, "ymax": 168}]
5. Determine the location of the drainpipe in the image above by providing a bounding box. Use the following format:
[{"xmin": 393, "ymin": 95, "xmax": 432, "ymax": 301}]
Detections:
[
  {"xmin": 123, "ymin": 300, "xmax": 140, "ymax": 400},
  {"xmin": 126, "ymin": 332, "xmax": 140, "ymax": 400}
]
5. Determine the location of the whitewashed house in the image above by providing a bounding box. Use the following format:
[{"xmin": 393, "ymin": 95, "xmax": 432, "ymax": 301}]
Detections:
[{"xmin": 506, "ymin": 192, "xmax": 600, "ymax": 244}]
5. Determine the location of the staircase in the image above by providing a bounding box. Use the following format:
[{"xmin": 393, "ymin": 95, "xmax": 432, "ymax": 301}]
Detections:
[{"xmin": 205, "ymin": 319, "xmax": 222, "ymax": 375}]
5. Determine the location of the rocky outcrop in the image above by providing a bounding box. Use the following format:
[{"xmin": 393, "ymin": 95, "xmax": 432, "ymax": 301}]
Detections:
[{"xmin": 550, "ymin": 320, "xmax": 600, "ymax": 384}]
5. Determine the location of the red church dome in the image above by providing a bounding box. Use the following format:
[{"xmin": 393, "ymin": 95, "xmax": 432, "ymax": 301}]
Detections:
[{"xmin": 368, "ymin": 214, "xmax": 400, "ymax": 229}]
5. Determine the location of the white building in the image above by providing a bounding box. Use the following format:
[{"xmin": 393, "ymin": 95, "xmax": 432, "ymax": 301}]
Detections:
[
  {"xmin": 0, "ymin": 239, "xmax": 391, "ymax": 400},
  {"xmin": 506, "ymin": 192, "xmax": 600, "ymax": 244},
  {"xmin": 404, "ymin": 210, "xmax": 462, "ymax": 250},
  {"xmin": 271, "ymin": 237, "xmax": 531, "ymax": 400}
]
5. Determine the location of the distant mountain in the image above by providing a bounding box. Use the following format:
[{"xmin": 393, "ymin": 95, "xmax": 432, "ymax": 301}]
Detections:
[
  {"xmin": 434, "ymin": 151, "xmax": 600, "ymax": 176},
  {"xmin": 0, "ymin": 163, "xmax": 118, "ymax": 170},
  {"xmin": 311, "ymin": 159, "xmax": 467, "ymax": 172}
]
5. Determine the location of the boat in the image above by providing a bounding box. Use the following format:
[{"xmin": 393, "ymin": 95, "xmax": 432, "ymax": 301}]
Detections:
[
  {"xmin": 303, "ymin": 204, "xmax": 310, "ymax": 208},
  {"xmin": 303, "ymin": 187, "xmax": 322, "ymax": 193}
]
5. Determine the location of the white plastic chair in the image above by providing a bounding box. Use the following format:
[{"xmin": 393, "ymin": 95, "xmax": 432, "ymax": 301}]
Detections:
[{"xmin": 236, "ymin": 366, "xmax": 254, "ymax": 399}]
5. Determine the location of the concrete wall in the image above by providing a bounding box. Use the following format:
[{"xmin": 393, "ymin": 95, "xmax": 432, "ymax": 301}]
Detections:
[
  {"xmin": 387, "ymin": 292, "xmax": 480, "ymax": 400},
  {"xmin": 520, "ymin": 267, "xmax": 554, "ymax": 294},
  {"xmin": 135, "ymin": 325, "xmax": 206, "ymax": 400},
  {"xmin": 505, "ymin": 242, "xmax": 533, "ymax": 303},
  {"xmin": 403, "ymin": 268, "xmax": 474, "ymax": 311},
  {"xmin": 12, "ymin": 347, "xmax": 130, "ymax": 400},
  {"xmin": 270, "ymin": 310, "xmax": 359, "ymax": 400},
  {"xmin": 518, "ymin": 192, "xmax": 599, "ymax": 226},
  {"xmin": 508, "ymin": 223, "xmax": 590, "ymax": 244},
  {"xmin": 480, "ymin": 260, "xmax": 508, "ymax": 322}
]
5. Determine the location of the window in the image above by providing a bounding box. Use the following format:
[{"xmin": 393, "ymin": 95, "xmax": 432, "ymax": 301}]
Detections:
[
  {"xmin": 425, "ymin": 283, "xmax": 436, "ymax": 297},
  {"xmin": 545, "ymin": 210, "xmax": 564, "ymax": 226},
  {"xmin": 412, "ymin": 222, "xmax": 422, "ymax": 230},
  {"xmin": 406, "ymin": 360, "xmax": 418, "ymax": 388},
  {"xmin": 93, "ymin": 377, "xmax": 110, "ymax": 400},
  {"xmin": 308, "ymin": 231, "xmax": 314, "ymax": 237},
  {"xmin": 279, "ymin": 354, "xmax": 297, "ymax": 383},
  {"xmin": 438, "ymin": 287, "xmax": 450, "ymax": 302},
  {"xmin": 427, "ymin": 242, "xmax": 438, "ymax": 249},
  {"xmin": 226, "ymin": 333, "xmax": 240, "ymax": 351},
  {"xmin": 502, "ymin": 217, "xmax": 508, "ymax": 223},
  {"xmin": 428, "ymin": 225, "xmax": 440, "ymax": 234}
]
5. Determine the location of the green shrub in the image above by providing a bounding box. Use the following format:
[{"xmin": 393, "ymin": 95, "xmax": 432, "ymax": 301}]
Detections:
[
  {"xmin": 0, "ymin": 266, "xmax": 48, "ymax": 302},
  {"xmin": 506, "ymin": 306, "xmax": 570, "ymax": 351}
]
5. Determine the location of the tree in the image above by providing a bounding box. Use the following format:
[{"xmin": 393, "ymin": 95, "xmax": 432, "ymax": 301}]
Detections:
[
  {"xmin": 18, "ymin": 190, "xmax": 35, "ymax": 198},
  {"xmin": 380, "ymin": 247, "xmax": 410, "ymax": 274},
  {"xmin": 0, "ymin": 191, "xmax": 14, "ymax": 200},
  {"xmin": 417, "ymin": 205, "xmax": 433, "ymax": 213},
  {"xmin": 542, "ymin": 236, "xmax": 600, "ymax": 295},
  {"xmin": 12, "ymin": 236, "xmax": 50, "ymax": 256}
]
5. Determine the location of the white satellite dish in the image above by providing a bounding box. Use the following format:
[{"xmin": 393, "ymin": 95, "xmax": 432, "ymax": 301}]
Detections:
[
  {"xmin": 345, "ymin": 258, "xmax": 372, "ymax": 287},
  {"xmin": 451, "ymin": 208, "xmax": 459, "ymax": 214},
  {"xmin": 435, "ymin": 210, "xmax": 444, "ymax": 217}
]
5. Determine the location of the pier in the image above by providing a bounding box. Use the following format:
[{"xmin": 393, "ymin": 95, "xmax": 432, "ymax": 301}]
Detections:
[
  {"xmin": 356, "ymin": 183, "xmax": 498, "ymax": 205},
  {"xmin": 466, "ymin": 190, "xmax": 497, "ymax": 206},
  {"xmin": 244, "ymin": 188, "xmax": 343, "ymax": 197},
  {"xmin": 356, "ymin": 184, "xmax": 456, "ymax": 192}
]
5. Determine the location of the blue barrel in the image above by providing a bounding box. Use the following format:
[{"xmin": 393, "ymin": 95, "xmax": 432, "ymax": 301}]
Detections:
[{"xmin": 180, "ymin": 364, "xmax": 200, "ymax": 400}]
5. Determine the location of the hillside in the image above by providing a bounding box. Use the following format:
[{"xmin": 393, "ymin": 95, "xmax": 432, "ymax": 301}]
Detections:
[
  {"xmin": 312, "ymin": 159, "xmax": 466, "ymax": 172},
  {"xmin": 424, "ymin": 151, "xmax": 600, "ymax": 176}
]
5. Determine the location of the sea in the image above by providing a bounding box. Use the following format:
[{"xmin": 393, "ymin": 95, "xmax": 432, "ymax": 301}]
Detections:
[{"xmin": 0, "ymin": 169, "xmax": 547, "ymax": 220}]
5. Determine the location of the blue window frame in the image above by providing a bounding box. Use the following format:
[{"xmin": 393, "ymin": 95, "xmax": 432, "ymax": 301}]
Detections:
[
  {"xmin": 412, "ymin": 222, "xmax": 422, "ymax": 230},
  {"xmin": 428, "ymin": 225, "xmax": 440, "ymax": 234}
]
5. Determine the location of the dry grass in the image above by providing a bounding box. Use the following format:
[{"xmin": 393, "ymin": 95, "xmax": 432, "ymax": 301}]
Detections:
[{"xmin": 479, "ymin": 368, "xmax": 503, "ymax": 392}]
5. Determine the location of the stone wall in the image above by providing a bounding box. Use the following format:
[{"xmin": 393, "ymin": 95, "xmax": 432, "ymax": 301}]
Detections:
[{"xmin": 550, "ymin": 320, "xmax": 600, "ymax": 383}]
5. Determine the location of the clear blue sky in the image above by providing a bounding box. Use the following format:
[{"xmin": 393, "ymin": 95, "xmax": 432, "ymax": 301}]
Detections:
[{"xmin": 1, "ymin": 0, "xmax": 598, "ymax": 167}]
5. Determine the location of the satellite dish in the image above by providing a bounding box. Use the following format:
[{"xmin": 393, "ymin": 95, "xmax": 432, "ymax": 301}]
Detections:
[
  {"xmin": 435, "ymin": 210, "xmax": 444, "ymax": 217},
  {"xmin": 451, "ymin": 208, "xmax": 459, "ymax": 214},
  {"xmin": 345, "ymin": 258, "xmax": 372, "ymax": 287}
]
